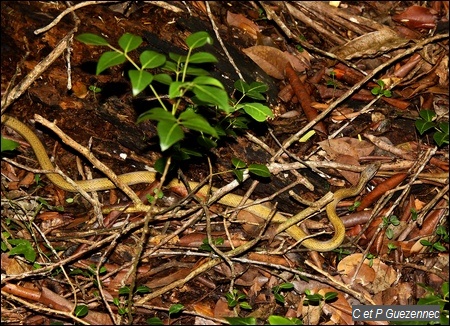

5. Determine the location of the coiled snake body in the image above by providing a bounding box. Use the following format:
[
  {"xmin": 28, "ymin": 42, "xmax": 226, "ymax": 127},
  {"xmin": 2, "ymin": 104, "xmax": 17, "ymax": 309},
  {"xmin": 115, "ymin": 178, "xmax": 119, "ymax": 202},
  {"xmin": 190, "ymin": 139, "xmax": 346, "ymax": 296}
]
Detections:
[{"xmin": 2, "ymin": 115, "xmax": 379, "ymax": 251}]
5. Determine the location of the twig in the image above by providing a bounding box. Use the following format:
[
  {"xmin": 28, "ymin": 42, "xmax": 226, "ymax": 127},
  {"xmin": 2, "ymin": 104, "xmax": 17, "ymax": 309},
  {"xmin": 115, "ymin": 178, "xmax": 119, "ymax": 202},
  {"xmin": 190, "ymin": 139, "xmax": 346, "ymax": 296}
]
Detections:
[
  {"xmin": 205, "ymin": 1, "xmax": 245, "ymax": 81},
  {"xmin": 272, "ymin": 33, "xmax": 449, "ymax": 158},
  {"xmin": 33, "ymin": 114, "xmax": 144, "ymax": 208},
  {"xmin": 34, "ymin": 1, "xmax": 115, "ymax": 35},
  {"xmin": 1, "ymin": 28, "xmax": 77, "ymax": 111}
]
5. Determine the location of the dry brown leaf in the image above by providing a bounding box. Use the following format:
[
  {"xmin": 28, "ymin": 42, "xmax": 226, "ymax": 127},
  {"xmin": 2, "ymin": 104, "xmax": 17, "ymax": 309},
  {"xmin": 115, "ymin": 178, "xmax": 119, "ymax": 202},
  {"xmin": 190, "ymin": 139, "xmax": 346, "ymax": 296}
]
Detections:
[
  {"xmin": 243, "ymin": 46, "xmax": 288, "ymax": 79},
  {"xmin": 332, "ymin": 28, "xmax": 409, "ymax": 60},
  {"xmin": 319, "ymin": 137, "xmax": 374, "ymax": 185},
  {"xmin": 318, "ymin": 288, "xmax": 353, "ymax": 325},
  {"xmin": 145, "ymin": 268, "xmax": 191, "ymax": 288},
  {"xmin": 193, "ymin": 302, "xmax": 215, "ymax": 318},
  {"xmin": 213, "ymin": 297, "xmax": 235, "ymax": 318},
  {"xmin": 226, "ymin": 11, "xmax": 259, "ymax": 39},
  {"xmin": 72, "ymin": 80, "xmax": 88, "ymax": 99},
  {"xmin": 392, "ymin": 5, "xmax": 437, "ymax": 29},
  {"xmin": 338, "ymin": 253, "xmax": 397, "ymax": 294},
  {"xmin": 319, "ymin": 138, "xmax": 375, "ymax": 161}
]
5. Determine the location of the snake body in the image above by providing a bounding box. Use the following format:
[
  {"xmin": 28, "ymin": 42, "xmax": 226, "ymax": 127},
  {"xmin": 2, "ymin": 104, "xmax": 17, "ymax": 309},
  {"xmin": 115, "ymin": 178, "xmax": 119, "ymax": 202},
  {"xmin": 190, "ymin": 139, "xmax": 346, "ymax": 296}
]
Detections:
[{"xmin": 2, "ymin": 114, "xmax": 379, "ymax": 251}]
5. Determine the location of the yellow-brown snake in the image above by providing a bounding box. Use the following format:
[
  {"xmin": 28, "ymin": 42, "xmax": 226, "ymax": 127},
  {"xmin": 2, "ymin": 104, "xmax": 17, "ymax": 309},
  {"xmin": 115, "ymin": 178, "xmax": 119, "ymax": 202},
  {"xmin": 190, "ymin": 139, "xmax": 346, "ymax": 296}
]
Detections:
[{"xmin": 2, "ymin": 114, "xmax": 379, "ymax": 251}]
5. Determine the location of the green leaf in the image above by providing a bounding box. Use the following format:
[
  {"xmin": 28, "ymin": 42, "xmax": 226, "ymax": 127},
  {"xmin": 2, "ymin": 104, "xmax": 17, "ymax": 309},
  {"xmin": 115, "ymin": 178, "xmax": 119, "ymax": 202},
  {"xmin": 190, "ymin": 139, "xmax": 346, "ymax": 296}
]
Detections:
[
  {"xmin": 274, "ymin": 292, "xmax": 285, "ymax": 303},
  {"xmin": 371, "ymin": 86, "xmax": 381, "ymax": 95},
  {"xmin": 268, "ymin": 315, "xmax": 302, "ymax": 325},
  {"xmin": 76, "ymin": 33, "xmax": 109, "ymax": 46},
  {"xmin": 169, "ymin": 303, "xmax": 184, "ymax": 315},
  {"xmin": 153, "ymin": 73, "xmax": 172, "ymax": 85},
  {"xmin": 383, "ymin": 90, "xmax": 392, "ymax": 97},
  {"xmin": 240, "ymin": 301, "xmax": 252, "ymax": 310},
  {"xmin": 233, "ymin": 169, "xmax": 244, "ymax": 182},
  {"xmin": 278, "ymin": 282, "xmax": 294, "ymax": 290},
  {"xmin": 197, "ymin": 135, "xmax": 217, "ymax": 149},
  {"xmin": 189, "ymin": 52, "xmax": 218, "ymax": 63},
  {"xmin": 434, "ymin": 130, "xmax": 449, "ymax": 147},
  {"xmin": 248, "ymin": 81, "xmax": 268, "ymax": 93},
  {"xmin": 169, "ymin": 81, "xmax": 190, "ymax": 98},
  {"xmin": 118, "ymin": 286, "xmax": 131, "ymax": 295},
  {"xmin": 415, "ymin": 119, "xmax": 435, "ymax": 135},
  {"xmin": 74, "ymin": 305, "xmax": 89, "ymax": 317},
  {"xmin": 245, "ymin": 91, "xmax": 266, "ymax": 101},
  {"xmin": 438, "ymin": 121, "xmax": 449, "ymax": 134},
  {"xmin": 386, "ymin": 228, "xmax": 394, "ymax": 239},
  {"xmin": 118, "ymin": 33, "xmax": 142, "ymax": 53},
  {"xmin": 324, "ymin": 292, "xmax": 338, "ymax": 302},
  {"xmin": 234, "ymin": 80, "xmax": 250, "ymax": 93},
  {"xmin": 193, "ymin": 76, "xmax": 224, "ymax": 89},
  {"xmin": 137, "ymin": 108, "xmax": 175, "ymax": 123},
  {"xmin": 147, "ymin": 317, "xmax": 164, "ymax": 325},
  {"xmin": 184, "ymin": 66, "xmax": 211, "ymax": 76},
  {"xmin": 232, "ymin": 157, "xmax": 246, "ymax": 169},
  {"xmin": 185, "ymin": 31, "xmax": 213, "ymax": 49},
  {"xmin": 179, "ymin": 109, "xmax": 218, "ymax": 137},
  {"xmin": 96, "ymin": 51, "xmax": 126, "ymax": 75},
  {"xmin": 157, "ymin": 121, "xmax": 184, "ymax": 151},
  {"xmin": 162, "ymin": 61, "xmax": 178, "ymax": 73},
  {"xmin": 154, "ymin": 157, "xmax": 167, "ymax": 174},
  {"xmin": 129, "ymin": 70, "xmax": 153, "ymax": 96},
  {"xmin": 169, "ymin": 52, "xmax": 187, "ymax": 63},
  {"xmin": 136, "ymin": 285, "xmax": 151, "ymax": 294},
  {"xmin": 1, "ymin": 136, "xmax": 19, "ymax": 152},
  {"xmin": 140, "ymin": 50, "xmax": 166, "ymax": 69},
  {"xmin": 419, "ymin": 109, "xmax": 436, "ymax": 122},
  {"xmin": 243, "ymin": 103, "xmax": 274, "ymax": 122},
  {"xmin": 192, "ymin": 85, "xmax": 230, "ymax": 112},
  {"xmin": 442, "ymin": 282, "xmax": 449, "ymax": 299},
  {"xmin": 8, "ymin": 239, "xmax": 36, "ymax": 262},
  {"xmin": 224, "ymin": 317, "xmax": 257, "ymax": 325},
  {"xmin": 433, "ymin": 242, "xmax": 447, "ymax": 252}
]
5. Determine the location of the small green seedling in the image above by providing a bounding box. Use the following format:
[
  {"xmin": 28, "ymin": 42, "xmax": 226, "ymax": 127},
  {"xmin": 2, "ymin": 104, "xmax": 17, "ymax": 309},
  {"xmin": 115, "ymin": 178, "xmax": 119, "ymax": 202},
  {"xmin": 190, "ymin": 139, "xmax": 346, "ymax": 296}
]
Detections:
[
  {"xmin": 225, "ymin": 289, "xmax": 252, "ymax": 310},
  {"xmin": 415, "ymin": 109, "xmax": 449, "ymax": 147},
  {"xmin": 371, "ymin": 79, "xmax": 392, "ymax": 97}
]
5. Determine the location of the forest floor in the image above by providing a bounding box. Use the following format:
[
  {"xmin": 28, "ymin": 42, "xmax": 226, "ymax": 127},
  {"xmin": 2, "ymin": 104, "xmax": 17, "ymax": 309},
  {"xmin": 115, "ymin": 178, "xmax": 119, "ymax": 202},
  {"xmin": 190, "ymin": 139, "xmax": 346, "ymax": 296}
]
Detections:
[{"xmin": 1, "ymin": 1, "xmax": 448, "ymax": 325}]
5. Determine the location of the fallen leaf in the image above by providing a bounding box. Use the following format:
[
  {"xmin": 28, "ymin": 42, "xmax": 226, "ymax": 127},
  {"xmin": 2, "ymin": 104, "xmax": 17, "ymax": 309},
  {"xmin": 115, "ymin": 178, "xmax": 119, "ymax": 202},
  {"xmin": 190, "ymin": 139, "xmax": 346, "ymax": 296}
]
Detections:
[
  {"xmin": 243, "ymin": 46, "xmax": 288, "ymax": 79},
  {"xmin": 332, "ymin": 28, "xmax": 409, "ymax": 60},
  {"xmin": 393, "ymin": 5, "xmax": 437, "ymax": 29},
  {"xmin": 338, "ymin": 253, "xmax": 397, "ymax": 294},
  {"xmin": 227, "ymin": 11, "xmax": 259, "ymax": 39},
  {"xmin": 193, "ymin": 302, "xmax": 215, "ymax": 318}
]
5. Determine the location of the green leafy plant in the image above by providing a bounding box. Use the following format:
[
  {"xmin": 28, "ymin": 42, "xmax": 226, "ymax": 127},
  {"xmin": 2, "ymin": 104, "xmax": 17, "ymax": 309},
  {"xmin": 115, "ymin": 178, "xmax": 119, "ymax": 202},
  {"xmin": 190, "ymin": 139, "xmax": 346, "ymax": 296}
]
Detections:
[
  {"xmin": 393, "ymin": 282, "xmax": 449, "ymax": 325},
  {"xmin": 145, "ymin": 304, "xmax": 183, "ymax": 325},
  {"xmin": 199, "ymin": 237, "xmax": 224, "ymax": 251},
  {"xmin": 272, "ymin": 282, "xmax": 294, "ymax": 304},
  {"xmin": 420, "ymin": 225, "xmax": 449, "ymax": 252},
  {"xmin": 268, "ymin": 315, "xmax": 303, "ymax": 325},
  {"xmin": 415, "ymin": 109, "xmax": 449, "ymax": 147},
  {"xmin": 76, "ymin": 32, "xmax": 273, "ymax": 157},
  {"xmin": 1, "ymin": 136, "xmax": 19, "ymax": 152},
  {"xmin": 231, "ymin": 157, "xmax": 271, "ymax": 182},
  {"xmin": 303, "ymin": 289, "xmax": 338, "ymax": 306},
  {"xmin": 386, "ymin": 242, "xmax": 398, "ymax": 254},
  {"xmin": 371, "ymin": 79, "xmax": 392, "ymax": 97},
  {"xmin": 382, "ymin": 215, "xmax": 400, "ymax": 240},
  {"xmin": 74, "ymin": 305, "xmax": 89, "ymax": 318},
  {"xmin": 113, "ymin": 285, "xmax": 152, "ymax": 316},
  {"xmin": 224, "ymin": 316, "xmax": 257, "ymax": 325},
  {"xmin": 4, "ymin": 238, "xmax": 37, "ymax": 263},
  {"xmin": 365, "ymin": 253, "xmax": 376, "ymax": 267},
  {"xmin": 225, "ymin": 289, "xmax": 252, "ymax": 310},
  {"xmin": 332, "ymin": 247, "xmax": 351, "ymax": 261}
]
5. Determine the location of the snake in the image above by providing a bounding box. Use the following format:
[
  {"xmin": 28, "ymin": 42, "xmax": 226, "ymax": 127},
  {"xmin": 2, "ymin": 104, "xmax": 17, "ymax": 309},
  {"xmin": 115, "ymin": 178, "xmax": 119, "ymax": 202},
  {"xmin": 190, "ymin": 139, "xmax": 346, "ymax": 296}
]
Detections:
[{"xmin": 2, "ymin": 114, "xmax": 379, "ymax": 251}]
